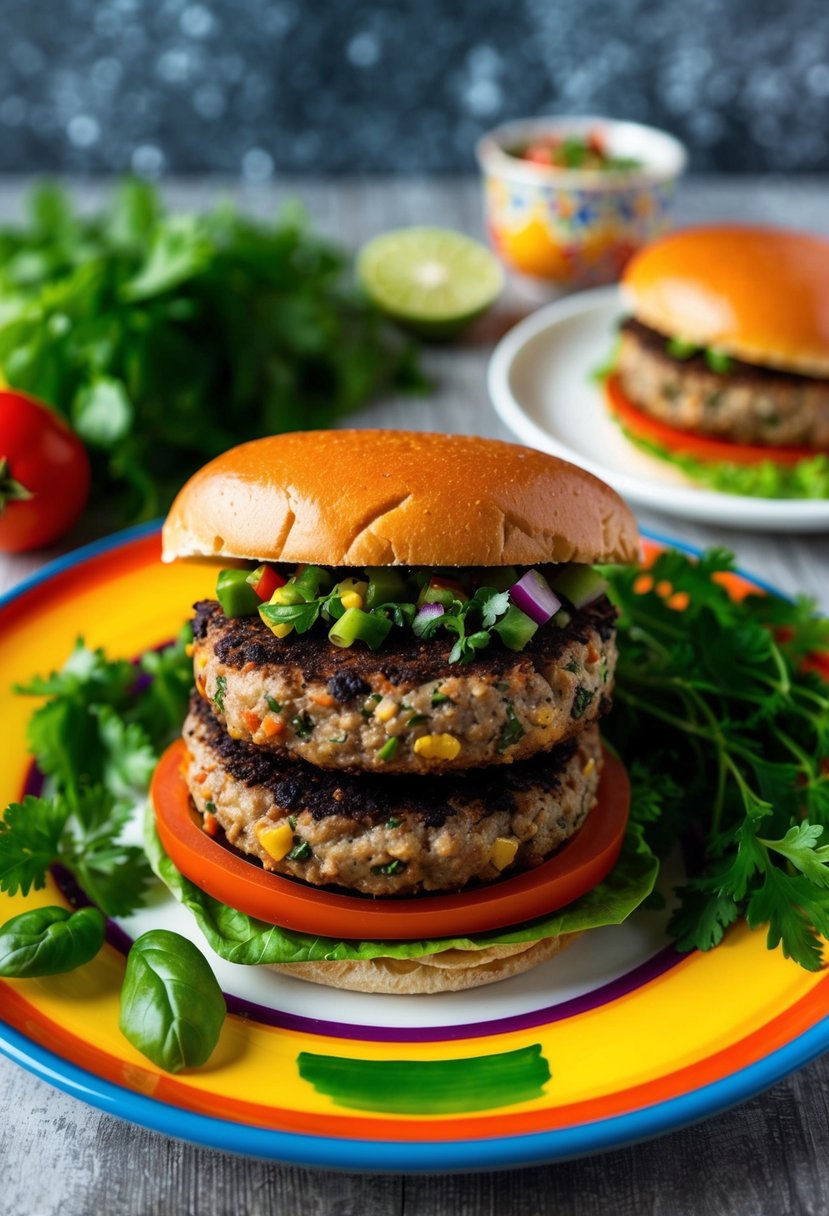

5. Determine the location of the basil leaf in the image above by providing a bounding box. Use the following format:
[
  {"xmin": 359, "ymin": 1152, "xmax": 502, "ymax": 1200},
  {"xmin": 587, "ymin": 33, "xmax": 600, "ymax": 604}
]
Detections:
[
  {"xmin": 259, "ymin": 599, "xmax": 321, "ymax": 633},
  {"xmin": 119, "ymin": 929, "xmax": 226, "ymax": 1073},
  {"xmin": 0, "ymin": 905, "xmax": 105, "ymax": 977}
]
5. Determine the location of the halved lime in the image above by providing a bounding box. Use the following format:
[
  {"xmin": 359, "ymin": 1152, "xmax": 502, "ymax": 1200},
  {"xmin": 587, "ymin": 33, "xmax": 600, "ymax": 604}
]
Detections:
[{"xmin": 357, "ymin": 227, "xmax": 504, "ymax": 338}]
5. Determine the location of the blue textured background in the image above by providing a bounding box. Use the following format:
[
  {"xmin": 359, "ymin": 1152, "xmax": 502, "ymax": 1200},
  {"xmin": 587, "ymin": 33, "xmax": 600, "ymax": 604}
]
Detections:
[{"xmin": 1, "ymin": 0, "xmax": 827, "ymax": 177}]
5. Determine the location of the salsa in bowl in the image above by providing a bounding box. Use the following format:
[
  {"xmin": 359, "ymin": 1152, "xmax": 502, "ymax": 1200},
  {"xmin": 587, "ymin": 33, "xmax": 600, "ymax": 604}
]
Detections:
[{"xmin": 477, "ymin": 115, "xmax": 687, "ymax": 290}]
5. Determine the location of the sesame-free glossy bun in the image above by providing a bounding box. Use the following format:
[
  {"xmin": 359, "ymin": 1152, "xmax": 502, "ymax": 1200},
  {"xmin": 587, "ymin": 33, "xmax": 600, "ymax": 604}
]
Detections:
[
  {"xmin": 622, "ymin": 226, "xmax": 829, "ymax": 377},
  {"xmin": 162, "ymin": 429, "xmax": 639, "ymax": 567}
]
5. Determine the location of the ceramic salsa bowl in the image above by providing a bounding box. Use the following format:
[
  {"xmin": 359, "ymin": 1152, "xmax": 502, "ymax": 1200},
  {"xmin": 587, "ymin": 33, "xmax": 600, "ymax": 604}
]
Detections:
[{"xmin": 476, "ymin": 115, "xmax": 687, "ymax": 290}]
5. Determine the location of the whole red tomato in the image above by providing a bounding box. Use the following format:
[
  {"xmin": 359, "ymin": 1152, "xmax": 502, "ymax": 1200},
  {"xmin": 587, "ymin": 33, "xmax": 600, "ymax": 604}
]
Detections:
[{"xmin": 0, "ymin": 390, "xmax": 91, "ymax": 552}]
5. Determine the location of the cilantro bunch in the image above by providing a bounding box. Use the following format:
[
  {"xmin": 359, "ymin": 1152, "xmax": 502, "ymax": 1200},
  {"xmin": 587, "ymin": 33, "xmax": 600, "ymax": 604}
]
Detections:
[
  {"xmin": 603, "ymin": 548, "xmax": 829, "ymax": 970},
  {"xmin": 0, "ymin": 182, "xmax": 423, "ymax": 522},
  {"xmin": 0, "ymin": 631, "xmax": 192, "ymax": 916}
]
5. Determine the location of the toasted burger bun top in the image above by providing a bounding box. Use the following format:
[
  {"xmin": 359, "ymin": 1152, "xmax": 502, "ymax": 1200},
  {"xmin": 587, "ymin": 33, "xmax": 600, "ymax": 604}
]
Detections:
[
  {"xmin": 162, "ymin": 429, "xmax": 639, "ymax": 567},
  {"xmin": 622, "ymin": 226, "xmax": 829, "ymax": 377}
]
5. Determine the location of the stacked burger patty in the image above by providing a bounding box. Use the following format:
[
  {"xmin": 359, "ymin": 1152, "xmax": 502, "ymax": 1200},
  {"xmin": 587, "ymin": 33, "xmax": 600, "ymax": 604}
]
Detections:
[
  {"xmin": 183, "ymin": 591, "xmax": 618, "ymax": 898},
  {"xmin": 616, "ymin": 317, "xmax": 829, "ymax": 449}
]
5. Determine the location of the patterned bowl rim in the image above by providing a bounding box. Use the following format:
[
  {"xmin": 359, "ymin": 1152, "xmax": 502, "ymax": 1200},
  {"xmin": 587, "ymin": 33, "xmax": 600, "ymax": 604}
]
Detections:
[{"xmin": 476, "ymin": 114, "xmax": 688, "ymax": 190}]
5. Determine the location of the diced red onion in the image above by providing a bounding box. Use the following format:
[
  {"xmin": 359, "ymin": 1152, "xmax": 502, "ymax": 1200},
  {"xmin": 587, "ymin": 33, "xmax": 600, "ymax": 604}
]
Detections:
[
  {"xmin": 509, "ymin": 570, "xmax": 561, "ymax": 626},
  {"xmin": 414, "ymin": 601, "xmax": 445, "ymax": 629}
]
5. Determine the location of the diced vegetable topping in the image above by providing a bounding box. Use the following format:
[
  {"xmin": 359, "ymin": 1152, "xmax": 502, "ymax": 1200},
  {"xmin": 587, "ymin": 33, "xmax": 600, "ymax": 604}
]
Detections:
[
  {"xmin": 508, "ymin": 569, "xmax": 561, "ymax": 625},
  {"xmin": 214, "ymin": 561, "xmax": 609, "ymax": 663},
  {"xmin": 329, "ymin": 607, "xmax": 392, "ymax": 651},
  {"xmin": 511, "ymin": 131, "xmax": 642, "ymax": 172},
  {"xmin": 549, "ymin": 564, "xmax": 609, "ymax": 610},
  {"xmin": 247, "ymin": 564, "xmax": 286, "ymax": 602},
  {"xmin": 216, "ymin": 569, "xmax": 260, "ymax": 618}
]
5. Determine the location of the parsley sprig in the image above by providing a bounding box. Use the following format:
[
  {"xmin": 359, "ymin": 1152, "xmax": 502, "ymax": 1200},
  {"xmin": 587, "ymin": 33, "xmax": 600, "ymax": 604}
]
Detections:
[
  {"xmin": 0, "ymin": 629, "xmax": 192, "ymax": 916},
  {"xmin": 412, "ymin": 588, "xmax": 512, "ymax": 663},
  {"xmin": 0, "ymin": 181, "xmax": 424, "ymax": 523},
  {"xmin": 603, "ymin": 547, "xmax": 829, "ymax": 970}
]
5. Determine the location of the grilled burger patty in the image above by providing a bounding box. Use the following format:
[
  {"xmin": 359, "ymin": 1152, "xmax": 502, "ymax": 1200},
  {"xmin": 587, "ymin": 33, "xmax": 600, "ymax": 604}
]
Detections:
[
  {"xmin": 617, "ymin": 318, "xmax": 829, "ymax": 449},
  {"xmin": 191, "ymin": 597, "xmax": 617, "ymax": 773},
  {"xmin": 184, "ymin": 692, "xmax": 603, "ymax": 896}
]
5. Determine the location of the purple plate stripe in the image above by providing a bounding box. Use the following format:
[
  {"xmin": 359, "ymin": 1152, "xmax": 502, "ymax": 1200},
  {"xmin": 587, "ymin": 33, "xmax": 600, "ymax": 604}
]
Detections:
[{"xmin": 219, "ymin": 945, "xmax": 685, "ymax": 1042}]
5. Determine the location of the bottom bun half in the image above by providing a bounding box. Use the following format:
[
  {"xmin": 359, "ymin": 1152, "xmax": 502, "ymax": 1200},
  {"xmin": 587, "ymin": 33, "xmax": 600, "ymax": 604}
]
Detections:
[{"xmin": 270, "ymin": 934, "xmax": 579, "ymax": 994}]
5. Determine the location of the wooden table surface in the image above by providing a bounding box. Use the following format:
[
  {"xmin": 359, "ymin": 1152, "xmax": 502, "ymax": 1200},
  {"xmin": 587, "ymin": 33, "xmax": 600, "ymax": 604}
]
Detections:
[{"xmin": 1, "ymin": 176, "xmax": 827, "ymax": 1216}]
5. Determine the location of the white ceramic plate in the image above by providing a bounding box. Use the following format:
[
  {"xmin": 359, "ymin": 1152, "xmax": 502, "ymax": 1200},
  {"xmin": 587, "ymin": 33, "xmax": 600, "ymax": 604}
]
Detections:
[{"xmin": 487, "ymin": 286, "xmax": 829, "ymax": 532}]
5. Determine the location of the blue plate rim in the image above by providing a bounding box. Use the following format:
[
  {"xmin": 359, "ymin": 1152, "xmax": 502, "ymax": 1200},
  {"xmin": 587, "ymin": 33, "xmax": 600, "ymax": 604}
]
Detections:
[{"xmin": 0, "ymin": 520, "xmax": 826, "ymax": 1171}]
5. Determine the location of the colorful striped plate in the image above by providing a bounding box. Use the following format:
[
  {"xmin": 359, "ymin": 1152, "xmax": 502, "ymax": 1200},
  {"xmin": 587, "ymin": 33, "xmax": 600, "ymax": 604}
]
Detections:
[{"xmin": 0, "ymin": 524, "xmax": 827, "ymax": 1171}]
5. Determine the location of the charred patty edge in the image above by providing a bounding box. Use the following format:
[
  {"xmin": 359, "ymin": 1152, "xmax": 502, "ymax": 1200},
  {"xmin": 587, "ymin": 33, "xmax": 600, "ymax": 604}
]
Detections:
[{"xmin": 183, "ymin": 697, "xmax": 604, "ymax": 895}]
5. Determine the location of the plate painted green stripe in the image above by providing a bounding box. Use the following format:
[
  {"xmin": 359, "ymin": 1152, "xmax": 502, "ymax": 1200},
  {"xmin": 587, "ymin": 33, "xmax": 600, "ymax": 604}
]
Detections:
[{"xmin": 297, "ymin": 1045, "xmax": 550, "ymax": 1113}]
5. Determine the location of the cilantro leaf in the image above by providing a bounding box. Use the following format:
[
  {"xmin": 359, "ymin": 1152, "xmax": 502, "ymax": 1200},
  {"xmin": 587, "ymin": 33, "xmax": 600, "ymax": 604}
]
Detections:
[
  {"xmin": 0, "ymin": 797, "xmax": 70, "ymax": 897},
  {"xmin": 473, "ymin": 587, "xmax": 510, "ymax": 629},
  {"xmin": 746, "ymin": 867, "xmax": 828, "ymax": 971},
  {"xmin": 759, "ymin": 822, "xmax": 829, "ymax": 886},
  {"xmin": 605, "ymin": 547, "xmax": 829, "ymax": 971}
]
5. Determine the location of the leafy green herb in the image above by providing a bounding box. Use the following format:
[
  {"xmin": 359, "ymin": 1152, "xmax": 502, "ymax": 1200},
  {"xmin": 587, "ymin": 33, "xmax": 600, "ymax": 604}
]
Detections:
[
  {"xmin": 0, "ymin": 788, "xmax": 152, "ymax": 918},
  {"xmin": 371, "ymin": 860, "xmax": 406, "ymax": 876},
  {"xmin": 287, "ymin": 839, "xmax": 312, "ymax": 862},
  {"xmin": 663, "ymin": 338, "xmax": 733, "ymax": 374},
  {"xmin": 406, "ymin": 714, "xmax": 428, "ymax": 726},
  {"xmin": 290, "ymin": 713, "xmax": 314, "ymax": 739},
  {"xmin": 0, "ymin": 180, "xmax": 424, "ymax": 523},
  {"xmin": 119, "ymin": 929, "xmax": 225, "ymax": 1073},
  {"xmin": 497, "ymin": 701, "xmax": 526, "ymax": 754},
  {"xmin": 386, "ymin": 817, "xmax": 402, "ymax": 829},
  {"xmin": 265, "ymin": 696, "xmax": 282, "ymax": 714},
  {"xmin": 571, "ymin": 686, "xmax": 595, "ymax": 719},
  {"xmin": 259, "ymin": 598, "xmax": 324, "ymax": 634},
  {"xmin": 666, "ymin": 337, "xmax": 699, "ymax": 360},
  {"xmin": 213, "ymin": 675, "xmax": 227, "ymax": 712},
  {"xmin": 705, "ymin": 348, "xmax": 733, "ymax": 374},
  {"xmin": 603, "ymin": 547, "xmax": 829, "ymax": 970},
  {"xmin": 205, "ymin": 801, "xmax": 216, "ymax": 815},
  {"xmin": 3, "ymin": 632, "xmax": 192, "ymax": 917},
  {"xmin": 413, "ymin": 587, "xmax": 519, "ymax": 664},
  {"xmin": 0, "ymin": 906, "xmax": 105, "ymax": 977},
  {"xmin": 431, "ymin": 691, "xmax": 451, "ymax": 706},
  {"xmin": 288, "ymin": 815, "xmax": 297, "ymax": 831},
  {"xmin": 328, "ymin": 734, "xmax": 347, "ymax": 744}
]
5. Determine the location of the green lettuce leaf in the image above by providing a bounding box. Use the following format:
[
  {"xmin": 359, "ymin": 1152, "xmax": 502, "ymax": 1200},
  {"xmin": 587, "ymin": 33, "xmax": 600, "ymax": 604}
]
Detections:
[
  {"xmin": 144, "ymin": 808, "xmax": 658, "ymax": 965},
  {"xmin": 618, "ymin": 427, "xmax": 829, "ymax": 499}
]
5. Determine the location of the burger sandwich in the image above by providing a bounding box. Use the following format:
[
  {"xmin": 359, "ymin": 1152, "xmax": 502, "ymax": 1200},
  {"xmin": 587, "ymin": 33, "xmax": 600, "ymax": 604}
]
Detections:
[
  {"xmin": 149, "ymin": 429, "xmax": 654, "ymax": 994},
  {"xmin": 605, "ymin": 225, "xmax": 829, "ymax": 498}
]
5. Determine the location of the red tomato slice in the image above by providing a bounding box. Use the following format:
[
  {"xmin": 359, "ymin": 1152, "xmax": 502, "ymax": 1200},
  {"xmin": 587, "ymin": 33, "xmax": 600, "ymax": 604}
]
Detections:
[
  {"xmin": 152, "ymin": 739, "xmax": 630, "ymax": 941},
  {"xmin": 605, "ymin": 373, "xmax": 821, "ymax": 467}
]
